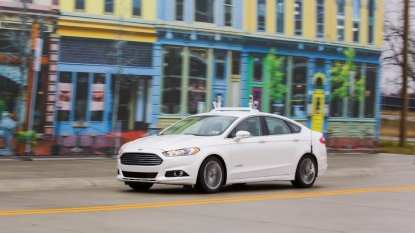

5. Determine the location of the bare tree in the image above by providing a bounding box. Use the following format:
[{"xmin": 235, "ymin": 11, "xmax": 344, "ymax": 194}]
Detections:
[
  {"xmin": 0, "ymin": 1, "xmax": 33, "ymax": 126},
  {"xmin": 382, "ymin": 0, "xmax": 414, "ymax": 146}
]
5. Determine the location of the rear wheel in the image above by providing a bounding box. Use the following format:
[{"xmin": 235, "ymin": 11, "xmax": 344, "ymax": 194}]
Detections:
[
  {"xmin": 195, "ymin": 157, "xmax": 224, "ymax": 193},
  {"xmin": 291, "ymin": 155, "xmax": 317, "ymax": 188},
  {"xmin": 127, "ymin": 182, "xmax": 153, "ymax": 191}
]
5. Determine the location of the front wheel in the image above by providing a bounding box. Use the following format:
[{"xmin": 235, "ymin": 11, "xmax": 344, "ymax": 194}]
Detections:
[
  {"xmin": 291, "ymin": 155, "xmax": 317, "ymax": 188},
  {"xmin": 127, "ymin": 182, "xmax": 153, "ymax": 191},
  {"xmin": 195, "ymin": 157, "xmax": 224, "ymax": 193}
]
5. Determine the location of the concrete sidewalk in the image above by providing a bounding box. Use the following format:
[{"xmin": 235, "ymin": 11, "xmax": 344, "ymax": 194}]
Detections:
[{"xmin": 0, "ymin": 153, "xmax": 414, "ymax": 192}]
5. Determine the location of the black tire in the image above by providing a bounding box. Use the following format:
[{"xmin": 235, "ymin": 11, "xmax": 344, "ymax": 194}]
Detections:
[
  {"xmin": 127, "ymin": 182, "xmax": 153, "ymax": 191},
  {"xmin": 195, "ymin": 156, "xmax": 225, "ymax": 193},
  {"xmin": 291, "ymin": 155, "xmax": 317, "ymax": 188}
]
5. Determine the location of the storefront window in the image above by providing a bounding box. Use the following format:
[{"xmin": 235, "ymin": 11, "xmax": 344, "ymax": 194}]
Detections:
[
  {"xmin": 330, "ymin": 61, "xmax": 343, "ymax": 117},
  {"xmin": 253, "ymin": 56, "xmax": 263, "ymax": 82},
  {"xmin": 291, "ymin": 57, "xmax": 307, "ymax": 118},
  {"xmin": 269, "ymin": 56, "xmax": 287, "ymax": 115},
  {"xmin": 188, "ymin": 49, "xmax": 207, "ymax": 114},
  {"xmin": 365, "ymin": 65, "xmax": 377, "ymax": 118},
  {"xmin": 162, "ymin": 47, "xmax": 183, "ymax": 114},
  {"xmin": 74, "ymin": 73, "xmax": 89, "ymax": 121},
  {"xmin": 91, "ymin": 74, "xmax": 105, "ymax": 121},
  {"xmin": 215, "ymin": 52, "xmax": 226, "ymax": 80},
  {"xmin": 57, "ymin": 72, "xmax": 72, "ymax": 121},
  {"xmin": 232, "ymin": 51, "xmax": 240, "ymax": 75},
  {"xmin": 350, "ymin": 64, "xmax": 361, "ymax": 118}
]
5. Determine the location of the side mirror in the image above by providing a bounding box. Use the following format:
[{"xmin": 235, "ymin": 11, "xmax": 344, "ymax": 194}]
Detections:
[{"xmin": 233, "ymin": 131, "xmax": 250, "ymax": 142}]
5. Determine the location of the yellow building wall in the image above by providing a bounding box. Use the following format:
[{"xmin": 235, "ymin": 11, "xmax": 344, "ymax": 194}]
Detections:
[
  {"xmin": 360, "ymin": 0, "xmax": 368, "ymax": 44},
  {"xmin": 244, "ymin": 0, "xmax": 257, "ymax": 31},
  {"xmin": 345, "ymin": 0, "xmax": 353, "ymax": 42},
  {"xmin": 374, "ymin": 0, "xmax": 383, "ymax": 46},
  {"xmin": 266, "ymin": 0, "xmax": 276, "ymax": 34},
  {"xmin": 285, "ymin": 0, "xmax": 294, "ymax": 36},
  {"xmin": 325, "ymin": 0, "xmax": 336, "ymax": 40},
  {"xmin": 59, "ymin": 0, "xmax": 156, "ymax": 20},
  {"xmin": 303, "ymin": 0, "xmax": 315, "ymax": 38}
]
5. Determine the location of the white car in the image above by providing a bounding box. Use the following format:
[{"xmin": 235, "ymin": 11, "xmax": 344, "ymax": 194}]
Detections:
[{"xmin": 117, "ymin": 107, "xmax": 327, "ymax": 193}]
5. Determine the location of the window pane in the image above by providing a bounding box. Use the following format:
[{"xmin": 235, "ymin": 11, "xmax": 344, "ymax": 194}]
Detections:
[
  {"xmin": 195, "ymin": 0, "xmax": 214, "ymax": 23},
  {"xmin": 257, "ymin": 0, "xmax": 266, "ymax": 31},
  {"xmin": 234, "ymin": 117, "xmax": 264, "ymax": 137},
  {"xmin": 265, "ymin": 117, "xmax": 291, "ymax": 135},
  {"xmin": 188, "ymin": 49, "xmax": 207, "ymax": 114},
  {"xmin": 232, "ymin": 51, "xmax": 240, "ymax": 75},
  {"xmin": 269, "ymin": 55, "xmax": 287, "ymax": 115},
  {"xmin": 287, "ymin": 121, "xmax": 302, "ymax": 133},
  {"xmin": 294, "ymin": 0, "xmax": 302, "ymax": 35},
  {"xmin": 91, "ymin": 74, "xmax": 105, "ymax": 121},
  {"xmin": 276, "ymin": 0, "xmax": 284, "ymax": 33},
  {"xmin": 215, "ymin": 54, "xmax": 225, "ymax": 80},
  {"xmin": 337, "ymin": 0, "xmax": 345, "ymax": 41},
  {"xmin": 316, "ymin": 0, "xmax": 324, "ymax": 37},
  {"xmin": 365, "ymin": 65, "xmax": 377, "ymax": 118},
  {"xmin": 291, "ymin": 57, "xmax": 307, "ymax": 118},
  {"xmin": 75, "ymin": 73, "xmax": 89, "ymax": 121},
  {"xmin": 330, "ymin": 61, "xmax": 343, "ymax": 117},
  {"xmin": 176, "ymin": 0, "xmax": 184, "ymax": 21},
  {"xmin": 133, "ymin": 0, "xmax": 142, "ymax": 16},
  {"xmin": 75, "ymin": 0, "xmax": 85, "ymax": 10},
  {"xmin": 57, "ymin": 72, "xmax": 72, "ymax": 121},
  {"xmin": 105, "ymin": 0, "xmax": 114, "ymax": 13},
  {"xmin": 253, "ymin": 57, "xmax": 263, "ymax": 82},
  {"xmin": 162, "ymin": 47, "xmax": 183, "ymax": 114},
  {"xmin": 224, "ymin": 5, "xmax": 232, "ymax": 26}
]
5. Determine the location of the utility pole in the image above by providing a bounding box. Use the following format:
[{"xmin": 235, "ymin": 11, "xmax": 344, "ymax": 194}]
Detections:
[{"xmin": 400, "ymin": 0, "xmax": 409, "ymax": 147}]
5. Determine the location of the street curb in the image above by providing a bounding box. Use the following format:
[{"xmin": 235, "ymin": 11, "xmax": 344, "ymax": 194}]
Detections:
[{"xmin": 1, "ymin": 165, "xmax": 414, "ymax": 192}]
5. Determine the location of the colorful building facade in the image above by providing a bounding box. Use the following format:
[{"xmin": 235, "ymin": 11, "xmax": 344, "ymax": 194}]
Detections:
[{"xmin": 6, "ymin": 0, "xmax": 383, "ymax": 155}]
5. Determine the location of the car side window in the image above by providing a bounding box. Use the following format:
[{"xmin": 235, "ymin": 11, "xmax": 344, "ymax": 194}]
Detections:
[
  {"xmin": 228, "ymin": 116, "xmax": 264, "ymax": 138},
  {"xmin": 286, "ymin": 121, "xmax": 302, "ymax": 133},
  {"xmin": 264, "ymin": 117, "xmax": 292, "ymax": 135}
]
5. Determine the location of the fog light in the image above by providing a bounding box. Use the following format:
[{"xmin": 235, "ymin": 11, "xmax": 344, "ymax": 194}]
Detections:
[{"xmin": 165, "ymin": 170, "xmax": 189, "ymax": 177}]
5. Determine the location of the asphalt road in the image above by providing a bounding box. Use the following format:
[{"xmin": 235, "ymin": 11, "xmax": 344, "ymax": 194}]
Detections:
[{"xmin": 0, "ymin": 171, "xmax": 414, "ymax": 233}]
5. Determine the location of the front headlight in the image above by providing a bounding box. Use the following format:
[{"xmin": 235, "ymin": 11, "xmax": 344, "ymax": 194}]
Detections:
[
  {"xmin": 162, "ymin": 147, "xmax": 200, "ymax": 157},
  {"xmin": 118, "ymin": 148, "xmax": 123, "ymax": 156}
]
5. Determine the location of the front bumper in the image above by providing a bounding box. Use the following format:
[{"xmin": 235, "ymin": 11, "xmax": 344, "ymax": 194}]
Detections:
[{"xmin": 117, "ymin": 149, "xmax": 200, "ymax": 185}]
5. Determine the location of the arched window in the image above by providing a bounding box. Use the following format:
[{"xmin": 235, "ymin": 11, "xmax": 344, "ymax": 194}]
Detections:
[{"xmin": 337, "ymin": 0, "xmax": 346, "ymax": 41}]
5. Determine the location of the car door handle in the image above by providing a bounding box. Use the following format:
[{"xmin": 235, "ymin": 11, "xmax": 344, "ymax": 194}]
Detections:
[
  {"xmin": 258, "ymin": 140, "xmax": 266, "ymax": 144},
  {"xmin": 293, "ymin": 138, "xmax": 299, "ymax": 142}
]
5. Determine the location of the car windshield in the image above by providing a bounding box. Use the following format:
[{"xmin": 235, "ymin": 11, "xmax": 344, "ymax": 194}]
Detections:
[{"xmin": 160, "ymin": 115, "xmax": 237, "ymax": 136}]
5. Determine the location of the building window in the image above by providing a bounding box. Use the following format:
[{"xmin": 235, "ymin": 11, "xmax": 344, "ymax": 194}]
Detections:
[
  {"xmin": 75, "ymin": 0, "xmax": 85, "ymax": 10},
  {"xmin": 337, "ymin": 0, "xmax": 345, "ymax": 41},
  {"xmin": 195, "ymin": 0, "xmax": 215, "ymax": 23},
  {"xmin": 91, "ymin": 74, "xmax": 106, "ymax": 122},
  {"xmin": 215, "ymin": 52, "xmax": 226, "ymax": 80},
  {"xmin": 316, "ymin": 0, "xmax": 324, "ymax": 38},
  {"xmin": 365, "ymin": 65, "xmax": 377, "ymax": 118},
  {"xmin": 276, "ymin": 0, "xmax": 285, "ymax": 33},
  {"xmin": 57, "ymin": 72, "xmax": 72, "ymax": 122},
  {"xmin": 176, "ymin": 0, "xmax": 184, "ymax": 21},
  {"xmin": 232, "ymin": 51, "xmax": 240, "ymax": 75},
  {"xmin": 74, "ymin": 73, "xmax": 89, "ymax": 121},
  {"xmin": 161, "ymin": 47, "xmax": 183, "ymax": 114},
  {"xmin": 253, "ymin": 56, "xmax": 263, "ymax": 82},
  {"xmin": 133, "ymin": 0, "xmax": 142, "ymax": 17},
  {"xmin": 294, "ymin": 0, "xmax": 302, "ymax": 36},
  {"xmin": 257, "ymin": 0, "xmax": 266, "ymax": 31},
  {"xmin": 368, "ymin": 0, "xmax": 375, "ymax": 44},
  {"xmin": 224, "ymin": 0, "xmax": 233, "ymax": 27},
  {"xmin": 352, "ymin": 0, "xmax": 361, "ymax": 43},
  {"xmin": 291, "ymin": 57, "xmax": 307, "ymax": 118},
  {"xmin": 105, "ymin": 0, "xmax": 114, "ymax": 13},
  {"xmin": 188, "ymin": 49, "xmax": 208, "ymax": 114},
  {"xmin": 269, "ymin": 56, "xmax": 287, "ymax": 115},
  {"xmin": 330, "ymin": 60, "xmax": 343, "ymax": 117}
]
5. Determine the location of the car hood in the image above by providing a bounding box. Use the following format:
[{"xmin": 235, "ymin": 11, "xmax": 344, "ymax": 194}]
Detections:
[{"xmin": 124, "ymin": 134, "xmax": 200, "ymax": 151}]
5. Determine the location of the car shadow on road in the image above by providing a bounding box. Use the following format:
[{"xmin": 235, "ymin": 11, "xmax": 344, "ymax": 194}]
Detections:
[{"xmin": 119, "ymin": 183, "xmax": 325, "ymax": 195}]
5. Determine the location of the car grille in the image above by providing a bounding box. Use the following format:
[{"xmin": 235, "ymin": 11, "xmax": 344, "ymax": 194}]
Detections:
[
  {"xmin": 120, "ymin": 153, "xmax": 163, "ymax": 166},
  {"xmin": 121, "ymin": 171, "xmax": 158, "ymax": 179}
]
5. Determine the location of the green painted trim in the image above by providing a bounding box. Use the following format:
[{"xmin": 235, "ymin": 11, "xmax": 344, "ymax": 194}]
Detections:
[
  {"xmin": 286, "ymin": 56, "xmax": 293, "ymax": 116},
  {"xmin": 359, "ymin": 63, "xmax": 366, "ymax": 118},
  {"xmin": 206, "ymin": 48, "xmax": 214, "ymax": 111},
  {"xmin": 226, "ymin": 50, "xmax": 233, "ymax": 107},
  {"xmin": 181, "ymin": 47, "xmax": 189, "ymax": 115},
  {"xmin": 262, "ymin": 56, "xmax": 269, "ymax": 112}
]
